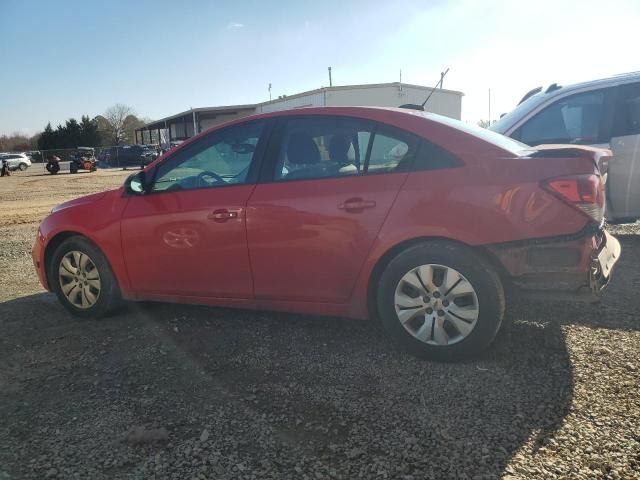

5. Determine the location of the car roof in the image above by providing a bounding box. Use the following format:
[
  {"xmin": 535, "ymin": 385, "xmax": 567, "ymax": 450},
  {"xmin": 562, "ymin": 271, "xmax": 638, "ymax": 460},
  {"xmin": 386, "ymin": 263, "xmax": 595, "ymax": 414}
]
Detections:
[
  {"xmin": 202, "ymin": 106, "xmax": 463, "ymax": 133},
  {"xmin": 548, "ymin": 71, "xmax": 640, "ymax": 94},
  {"xmin": 150, "ymin": 106, "xmax": 528, "ymax": 169}
]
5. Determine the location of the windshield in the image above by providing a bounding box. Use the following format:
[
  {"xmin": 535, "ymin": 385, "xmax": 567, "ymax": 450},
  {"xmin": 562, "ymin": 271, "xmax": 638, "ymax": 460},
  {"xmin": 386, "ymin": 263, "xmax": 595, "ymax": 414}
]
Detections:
[
  {"xmin": 416, "ymin": 111, "xmax": 530, "ymax": 155},
  {"xmin": 489, "ymin": 92, "xmax": 547, "ymax": 134}
]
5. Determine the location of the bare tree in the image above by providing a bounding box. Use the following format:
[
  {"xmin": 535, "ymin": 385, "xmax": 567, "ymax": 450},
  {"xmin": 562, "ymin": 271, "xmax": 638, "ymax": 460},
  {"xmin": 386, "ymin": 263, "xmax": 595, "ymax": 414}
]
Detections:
[
  {"xmin": 102, "ymin": 104, "xmax": 136, "ymax": 145},
  {"xmin": 0, "ymin": 133, "xmax": 34, "ymax": 151}
]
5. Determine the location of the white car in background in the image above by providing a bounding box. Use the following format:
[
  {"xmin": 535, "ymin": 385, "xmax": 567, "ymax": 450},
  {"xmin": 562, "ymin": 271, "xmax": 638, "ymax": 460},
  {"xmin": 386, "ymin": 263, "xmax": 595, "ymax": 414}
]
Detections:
[
  {"xmin": 0, "ymin": 153, "xmax": 32, "ymax": 171},
  {"xmin": 491, "ymin": 71, "xmax": 640, "ymax": 223}
]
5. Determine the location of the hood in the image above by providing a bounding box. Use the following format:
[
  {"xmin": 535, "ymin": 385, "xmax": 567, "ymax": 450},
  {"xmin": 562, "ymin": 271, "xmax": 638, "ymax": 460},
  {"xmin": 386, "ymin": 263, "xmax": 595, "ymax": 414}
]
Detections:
[{"xmin": 51, "ymin": 190, "xmax": 112, "ymax": 214}]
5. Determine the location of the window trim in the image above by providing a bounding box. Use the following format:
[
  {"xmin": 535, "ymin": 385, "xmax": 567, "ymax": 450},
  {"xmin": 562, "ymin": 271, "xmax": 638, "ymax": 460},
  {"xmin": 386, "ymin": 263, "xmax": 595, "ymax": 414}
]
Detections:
[
  {"xmin": 145, "ymin": 119, "xmax": 274, "ymax": 195},
  {"xmin": 362, "ymin": 124, "xmax": 376, "ymax": 174}
]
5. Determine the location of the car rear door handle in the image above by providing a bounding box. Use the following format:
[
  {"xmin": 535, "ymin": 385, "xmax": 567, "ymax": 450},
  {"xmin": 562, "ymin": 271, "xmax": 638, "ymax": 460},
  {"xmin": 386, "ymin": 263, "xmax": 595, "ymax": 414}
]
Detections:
[
  {"xmin": 338, "ymin": 198, "xmax": 376, "ymax": 212},
  {"xmin": 208, "ymin": 208, "xmax": 240, "ymax": 222}
]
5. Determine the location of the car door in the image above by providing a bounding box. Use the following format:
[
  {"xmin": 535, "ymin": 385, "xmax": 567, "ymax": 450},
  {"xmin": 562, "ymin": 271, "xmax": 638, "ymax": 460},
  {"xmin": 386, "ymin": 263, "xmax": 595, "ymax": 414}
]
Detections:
[
  {"xmin": 246, "ymin": 115, "xmax": 416, "ymax": 304},
  {"xmin": 608, "ymin": 82, "xmax": 640, "ymax": 219},
  {"xmin": 120, "ymin": 119, "xmax": 271, "ymax": 298}
]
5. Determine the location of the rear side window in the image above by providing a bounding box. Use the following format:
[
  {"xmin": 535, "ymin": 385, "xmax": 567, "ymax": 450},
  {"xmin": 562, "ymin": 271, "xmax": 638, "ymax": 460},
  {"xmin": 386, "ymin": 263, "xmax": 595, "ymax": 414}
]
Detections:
[
  {"xmin": 364, "ymin": 127, "xmax": 462, "ymax": 173},
  {"xmin": 274, "ymin": 117, "xmax": 370, "ymax": 181},
  {"xmin": 271, "ymin": 116, "xmax": 461, "ymax": 181},
  {"xmin": 514, "ymin": 89, "xmax": 607, "ymax": 145},
  {"xmin": 612, "ymin": 82, "xmax": 640, "ymax": 137},
  {"xmin": 366, "ymin": 129, "xmax": 416, "ymax": 173}
]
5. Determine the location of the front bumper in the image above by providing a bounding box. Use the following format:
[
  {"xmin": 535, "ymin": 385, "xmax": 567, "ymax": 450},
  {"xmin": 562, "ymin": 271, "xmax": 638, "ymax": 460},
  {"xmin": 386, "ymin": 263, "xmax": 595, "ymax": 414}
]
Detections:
[{"xmin": 485, "ymin": 226, "xmax": 621, "ymax": 301}]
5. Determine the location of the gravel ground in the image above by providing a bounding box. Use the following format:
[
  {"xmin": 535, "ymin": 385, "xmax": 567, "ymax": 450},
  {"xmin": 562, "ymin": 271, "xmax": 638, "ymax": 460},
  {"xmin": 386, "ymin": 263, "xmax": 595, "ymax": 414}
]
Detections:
[{"xmin": 0, "ymin": 170, "xmax": 639, "ymax": 479}]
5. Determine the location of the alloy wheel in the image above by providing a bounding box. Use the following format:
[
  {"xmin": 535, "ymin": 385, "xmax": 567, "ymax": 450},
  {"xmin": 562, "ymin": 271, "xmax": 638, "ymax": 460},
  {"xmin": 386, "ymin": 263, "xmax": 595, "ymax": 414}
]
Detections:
[
  {"xmin": 394, "ymin": 264, "xmax": 479, "ymax": 346},
  {"xmin": 58, "ymin": 251, "xmax": 101, "ymax": 309}
]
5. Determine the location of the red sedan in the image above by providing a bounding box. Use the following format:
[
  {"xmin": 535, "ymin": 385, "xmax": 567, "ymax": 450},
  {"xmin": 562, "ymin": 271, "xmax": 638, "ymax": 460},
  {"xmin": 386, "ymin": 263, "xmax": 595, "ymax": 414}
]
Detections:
[{"xmin": 32, "ymin": 107, "xmax": 620, "ymax": 360}]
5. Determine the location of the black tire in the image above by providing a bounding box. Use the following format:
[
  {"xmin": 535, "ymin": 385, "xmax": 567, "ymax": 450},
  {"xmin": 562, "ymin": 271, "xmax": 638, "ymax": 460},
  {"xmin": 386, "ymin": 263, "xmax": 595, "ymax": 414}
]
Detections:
[
  {"xmin": 49, "ymin": 236, "xmax": 121, "ymax": 319},
  {"xmin": 18, "ymin": 163, "xmax": 28, "ymax": 171},
  {"xmin": 46, "ymin": 162, "xmax": 60, "ymax": 174},
  {"xmin": 70, "ymin": 162, "xmax": 78, "ymax": 174},
  {"xmin": 376, "ymin": 241, "xmax": 505, "ymax": 361}
]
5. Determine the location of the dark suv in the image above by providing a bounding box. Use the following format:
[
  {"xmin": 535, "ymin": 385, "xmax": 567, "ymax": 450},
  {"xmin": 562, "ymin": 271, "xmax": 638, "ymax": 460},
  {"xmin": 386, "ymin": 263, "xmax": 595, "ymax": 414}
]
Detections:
[{"xmin": 101, "ymin": 145, "xmax": 157, "ymax": 168}]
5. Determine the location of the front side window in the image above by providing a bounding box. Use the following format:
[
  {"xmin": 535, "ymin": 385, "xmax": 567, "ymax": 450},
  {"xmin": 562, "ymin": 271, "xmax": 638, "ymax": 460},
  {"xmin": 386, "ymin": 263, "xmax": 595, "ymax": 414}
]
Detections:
[
  {"xmin": 612, "ymin": 82, "xmax": 640, "ymax": 137},
  {"xmin": 151, "ymin": 121, "xmax": 264, "ymax": 192},
  {"xmin": 515, "ymin": 90, "xmax": 606, "ymax": 145}
]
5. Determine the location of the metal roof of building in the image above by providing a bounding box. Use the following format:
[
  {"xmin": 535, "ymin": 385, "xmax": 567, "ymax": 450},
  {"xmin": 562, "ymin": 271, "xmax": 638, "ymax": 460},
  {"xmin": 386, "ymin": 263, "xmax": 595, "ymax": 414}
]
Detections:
[{"xmin": 143, "ymin": 104, "xmax": 257, "ymax": 130}]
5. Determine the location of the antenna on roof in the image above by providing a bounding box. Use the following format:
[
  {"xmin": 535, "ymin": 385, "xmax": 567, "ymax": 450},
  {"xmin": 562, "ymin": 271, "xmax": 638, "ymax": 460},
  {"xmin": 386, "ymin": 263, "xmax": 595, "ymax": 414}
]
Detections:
[{"xmin": 399, "ymin": 67, "xmax": 449, "ymax": 111}]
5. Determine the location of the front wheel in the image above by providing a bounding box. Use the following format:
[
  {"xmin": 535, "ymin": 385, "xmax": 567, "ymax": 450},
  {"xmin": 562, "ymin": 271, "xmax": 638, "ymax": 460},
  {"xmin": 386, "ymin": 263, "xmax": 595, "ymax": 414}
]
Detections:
[
  {"xmin": 376, "ymin": 242, "xmax": 505, "ymax": 361},
  {"xmin": 50, "ymin": 236, "xmax": 121, "ymax": 318},
  {"xmin": 18, "ymin": 162, "xmax": 28, "ymax": 171}
]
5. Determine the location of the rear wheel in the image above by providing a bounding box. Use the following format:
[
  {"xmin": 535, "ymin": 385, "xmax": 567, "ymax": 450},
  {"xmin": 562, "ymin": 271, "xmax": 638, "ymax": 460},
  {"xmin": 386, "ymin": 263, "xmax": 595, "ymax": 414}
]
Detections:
[
  {"xmin": 376, "ymin": 241, "xmax": 504, "ymax": 361},
  {"xmin": 50, "ymin": 236, "xmax": 121, "ymax": 318},
  {"xmin": 18, "ymin": 162, "xmax": 28, "ymax": 171}
]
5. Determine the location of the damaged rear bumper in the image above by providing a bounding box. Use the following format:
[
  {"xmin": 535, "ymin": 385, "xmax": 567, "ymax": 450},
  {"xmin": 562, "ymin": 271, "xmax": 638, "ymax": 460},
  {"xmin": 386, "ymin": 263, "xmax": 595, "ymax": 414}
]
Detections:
[{"xmin": 485, "ymin": 226, "xmax": 621, "ymax": 302}]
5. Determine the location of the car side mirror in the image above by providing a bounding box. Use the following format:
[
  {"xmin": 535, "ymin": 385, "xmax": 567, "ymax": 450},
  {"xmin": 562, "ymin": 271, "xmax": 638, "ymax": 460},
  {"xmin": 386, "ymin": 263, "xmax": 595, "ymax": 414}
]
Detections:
[{"xmin": 125, "ymin": 170, "xmax": 147, "ymax": 195}]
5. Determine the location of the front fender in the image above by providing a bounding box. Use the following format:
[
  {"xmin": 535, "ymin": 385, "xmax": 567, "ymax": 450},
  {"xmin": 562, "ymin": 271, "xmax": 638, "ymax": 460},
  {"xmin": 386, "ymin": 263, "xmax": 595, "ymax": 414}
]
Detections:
[{"xmin": 37, "ymin": 188, "xmax": 132, "ymax": 296}]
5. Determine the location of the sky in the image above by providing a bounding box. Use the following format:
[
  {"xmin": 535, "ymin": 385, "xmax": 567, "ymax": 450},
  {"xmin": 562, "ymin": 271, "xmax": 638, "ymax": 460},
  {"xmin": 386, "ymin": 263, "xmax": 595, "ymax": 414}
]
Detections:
[{"xmin": 1, "ymin": 0, "xmax": 639, "ymax": 136}]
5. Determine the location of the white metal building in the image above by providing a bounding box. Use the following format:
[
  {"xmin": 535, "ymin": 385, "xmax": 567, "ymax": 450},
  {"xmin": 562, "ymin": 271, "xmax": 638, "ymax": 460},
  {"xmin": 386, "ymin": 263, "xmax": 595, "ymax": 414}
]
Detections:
[
  {"xmin": 136, "ymin": 82, "xmax": 463, "ymax": 144},
  {"xmin": 258, "ymin": 82, "xmax": 462, "ymax": 118}
]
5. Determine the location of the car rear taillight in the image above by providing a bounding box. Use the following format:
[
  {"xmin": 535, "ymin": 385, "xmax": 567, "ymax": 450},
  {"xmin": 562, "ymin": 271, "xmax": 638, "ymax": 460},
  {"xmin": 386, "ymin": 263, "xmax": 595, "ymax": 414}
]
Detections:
[{"xmin": 543, "ymin": 174, "xmax": 605, "ymax": 223}]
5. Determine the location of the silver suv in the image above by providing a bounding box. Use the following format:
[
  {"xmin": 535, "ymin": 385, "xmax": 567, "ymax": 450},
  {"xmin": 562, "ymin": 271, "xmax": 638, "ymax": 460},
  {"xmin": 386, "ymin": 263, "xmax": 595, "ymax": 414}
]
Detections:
[
  {"xmin": 0, "ymin": 153, "xmax": 32, "ymax": 171},
  {"xmin": 491, "ymin": 72, "xmax": 640, "ymax": 223}
]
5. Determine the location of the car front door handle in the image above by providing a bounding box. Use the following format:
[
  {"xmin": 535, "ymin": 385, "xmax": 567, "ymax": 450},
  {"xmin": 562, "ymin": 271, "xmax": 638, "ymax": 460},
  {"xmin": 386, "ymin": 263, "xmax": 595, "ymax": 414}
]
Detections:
[
  {"xmin": 338, "ymin": 198, "xmax": 377, "ymax": 212},
  {"xmin": 208, "ymin": 208, "xmax": 240, "ymax": 222}
]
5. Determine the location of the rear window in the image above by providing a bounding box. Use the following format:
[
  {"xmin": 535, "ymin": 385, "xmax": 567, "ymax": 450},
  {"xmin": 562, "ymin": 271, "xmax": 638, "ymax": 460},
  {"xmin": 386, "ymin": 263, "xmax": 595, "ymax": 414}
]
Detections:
[{"xmin": 416, "ymin": 112, "xmax": 529, "ymax": 155}]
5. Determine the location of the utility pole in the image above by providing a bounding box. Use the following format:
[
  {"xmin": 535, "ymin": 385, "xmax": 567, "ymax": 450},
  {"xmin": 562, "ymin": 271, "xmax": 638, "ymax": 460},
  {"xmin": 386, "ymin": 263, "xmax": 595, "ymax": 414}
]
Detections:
[
  {"xmin": 488, "ymin": 88, "xmax": 491, "ymax": 125},
  {"xmin": 268, "ymin": 83, "xmax": 272, "ymax": 101},
  {"xmin": 328, "ymin": 67, "xmax": 332, "ymax": 87},
  {"xmin": 440, "ymin": 71, "xmax": 445, "ymax": 89}
]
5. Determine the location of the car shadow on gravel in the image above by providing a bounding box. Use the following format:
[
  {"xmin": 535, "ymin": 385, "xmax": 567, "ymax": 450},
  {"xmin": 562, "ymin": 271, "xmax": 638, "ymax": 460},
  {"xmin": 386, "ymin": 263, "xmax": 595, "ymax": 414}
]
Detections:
[{"xmin": 1, "ymin": 291, "xmax": 579, "ymax": 479}]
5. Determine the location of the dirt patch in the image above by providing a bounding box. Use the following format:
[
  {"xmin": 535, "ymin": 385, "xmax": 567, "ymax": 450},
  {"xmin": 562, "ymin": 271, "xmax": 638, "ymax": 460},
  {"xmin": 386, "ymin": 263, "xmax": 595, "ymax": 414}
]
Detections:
[{"xmin": 0, "ymin": 168, "xmax": 131, "ymax": 227}]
